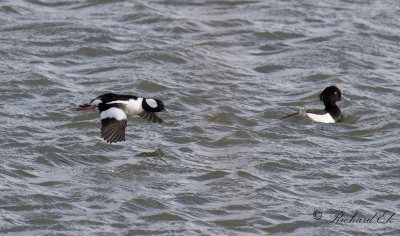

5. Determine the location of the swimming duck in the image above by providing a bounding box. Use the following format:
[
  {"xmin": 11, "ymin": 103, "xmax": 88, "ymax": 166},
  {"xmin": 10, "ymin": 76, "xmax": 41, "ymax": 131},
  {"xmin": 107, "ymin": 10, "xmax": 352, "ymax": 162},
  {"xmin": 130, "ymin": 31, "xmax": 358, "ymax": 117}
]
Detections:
[{"xmin": 281, "ymin": 86, "xmax": 343, "ymax": 123}]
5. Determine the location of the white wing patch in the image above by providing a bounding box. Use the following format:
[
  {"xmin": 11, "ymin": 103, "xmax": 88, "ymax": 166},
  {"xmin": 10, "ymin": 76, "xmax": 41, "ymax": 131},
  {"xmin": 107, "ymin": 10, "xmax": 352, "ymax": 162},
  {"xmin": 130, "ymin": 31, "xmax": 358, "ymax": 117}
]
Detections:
[
  {"xmin": 100, "ymin": 107, "xmax": 127, "ymax": 121},
  {"xmin": 146, "ymin": 99, "xmax": 157, "ymax": 108},
  {"xmin": 306, "ymin": 113, "xmax": 335, "ymax": 123},
  {"xmin": 107, "ymin": 100, "xmax": 129, "ymax": 105}
]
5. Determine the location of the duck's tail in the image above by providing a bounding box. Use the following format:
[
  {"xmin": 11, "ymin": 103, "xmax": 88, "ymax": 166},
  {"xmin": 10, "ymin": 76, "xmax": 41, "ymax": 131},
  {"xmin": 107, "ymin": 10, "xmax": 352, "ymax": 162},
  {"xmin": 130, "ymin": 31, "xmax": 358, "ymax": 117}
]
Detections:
[{"xmin": 74, "ymin": 104, "xmax": 96, "ymax": 111}]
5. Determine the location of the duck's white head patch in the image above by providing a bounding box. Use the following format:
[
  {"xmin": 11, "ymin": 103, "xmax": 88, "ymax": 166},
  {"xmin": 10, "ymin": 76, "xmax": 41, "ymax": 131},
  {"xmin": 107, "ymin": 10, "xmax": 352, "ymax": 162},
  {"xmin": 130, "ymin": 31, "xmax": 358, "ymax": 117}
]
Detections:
[
  {"xmin": 100, "ymin": 107, "xmax": 127, "ymax": 121},
  {"xmin": 146, "ymin": 99, "xmax": 158, "ymax": 108}
]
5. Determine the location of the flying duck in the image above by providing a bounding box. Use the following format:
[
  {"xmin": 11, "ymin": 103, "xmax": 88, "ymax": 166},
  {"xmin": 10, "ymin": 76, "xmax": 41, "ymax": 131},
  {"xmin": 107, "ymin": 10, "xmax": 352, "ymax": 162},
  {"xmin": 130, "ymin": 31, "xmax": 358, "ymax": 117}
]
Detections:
[{"xmin": 75, "ymin": 93, "xmax": 166, "ymax": 143}]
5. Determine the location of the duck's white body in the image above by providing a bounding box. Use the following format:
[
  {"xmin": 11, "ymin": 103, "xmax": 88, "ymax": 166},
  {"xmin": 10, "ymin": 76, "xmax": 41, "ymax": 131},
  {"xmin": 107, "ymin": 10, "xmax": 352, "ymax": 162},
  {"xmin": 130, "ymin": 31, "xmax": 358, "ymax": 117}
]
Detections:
[{"xmin": 306, "ymin": 112, "xmax": 335, "ymax": 123}]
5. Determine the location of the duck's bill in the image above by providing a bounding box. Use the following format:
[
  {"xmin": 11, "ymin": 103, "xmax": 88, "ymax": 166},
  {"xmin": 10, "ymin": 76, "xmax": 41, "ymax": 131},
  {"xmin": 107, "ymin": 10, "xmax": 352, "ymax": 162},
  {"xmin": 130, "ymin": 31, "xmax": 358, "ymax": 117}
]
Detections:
[
  {"xmin": 75, "ymin": 104, "xmax": 96, "ymax": 111},
  {"xmin": 341, "ymin": 95, "xmax": 350, "ymax": 101}
]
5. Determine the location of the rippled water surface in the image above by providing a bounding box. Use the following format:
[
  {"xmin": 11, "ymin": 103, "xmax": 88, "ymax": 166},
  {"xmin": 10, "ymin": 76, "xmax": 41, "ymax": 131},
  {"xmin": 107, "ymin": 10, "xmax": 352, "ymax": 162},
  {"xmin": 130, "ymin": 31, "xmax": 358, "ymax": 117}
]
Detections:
[{"xmin": 1, "ymin": 0, "xmax": 399, "ymax": 235}]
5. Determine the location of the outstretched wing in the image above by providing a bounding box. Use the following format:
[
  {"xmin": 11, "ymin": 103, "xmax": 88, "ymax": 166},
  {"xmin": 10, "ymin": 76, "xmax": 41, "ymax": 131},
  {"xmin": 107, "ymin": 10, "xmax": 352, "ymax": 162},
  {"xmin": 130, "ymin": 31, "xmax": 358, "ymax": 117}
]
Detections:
[
  {"xmin": 138, "ymin": 111, "xmax": 163, "ymax": 123},
  {"xmin": 100, "ymin": 107, "xmax": 128, "ymax": 143}
]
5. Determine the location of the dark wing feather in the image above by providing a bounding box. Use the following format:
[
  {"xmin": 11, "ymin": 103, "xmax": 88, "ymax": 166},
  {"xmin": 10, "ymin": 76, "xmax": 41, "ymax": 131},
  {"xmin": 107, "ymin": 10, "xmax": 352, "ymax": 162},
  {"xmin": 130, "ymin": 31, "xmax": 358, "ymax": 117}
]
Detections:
[
  {"xmin": 138, "ymin": 111, "xmax": 163, "ymax": 123},
  {"xmin": 101, "ymin": 118, "xmax": 127, "ymax": 143}
]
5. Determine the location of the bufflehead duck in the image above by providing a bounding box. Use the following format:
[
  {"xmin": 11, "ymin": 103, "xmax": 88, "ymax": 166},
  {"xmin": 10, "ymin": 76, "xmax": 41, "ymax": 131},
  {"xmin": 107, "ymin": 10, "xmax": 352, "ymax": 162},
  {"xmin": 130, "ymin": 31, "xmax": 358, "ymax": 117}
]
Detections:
[
  {"xmin": 75, "ymin": 93, "xmax": 166, "ymax": 143},
  {"xmin": 281, "ymin": 86, "xmax": 343, "ymax": 123}
]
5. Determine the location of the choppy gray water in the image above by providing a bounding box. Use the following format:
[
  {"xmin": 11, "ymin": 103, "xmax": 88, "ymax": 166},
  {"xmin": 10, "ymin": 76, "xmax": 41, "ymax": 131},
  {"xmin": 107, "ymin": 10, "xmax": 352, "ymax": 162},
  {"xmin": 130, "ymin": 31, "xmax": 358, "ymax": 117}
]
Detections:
[{"xmin": 1, "ymin": 0, "xmax": 399, "ymax": 235}]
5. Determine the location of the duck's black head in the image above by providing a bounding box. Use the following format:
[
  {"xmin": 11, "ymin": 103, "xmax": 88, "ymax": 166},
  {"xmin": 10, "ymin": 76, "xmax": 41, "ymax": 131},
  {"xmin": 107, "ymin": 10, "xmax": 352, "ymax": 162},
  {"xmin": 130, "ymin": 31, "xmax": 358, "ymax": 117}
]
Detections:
[
  {"xmin": 143, "ymin": 98, "xmax": 166, "ymax": 112},
  {"xmin": 155, "ymin": 100, "xmax": 166, "ymax": 112},
  {"xmin": 319, "ymin": 86, "xmax": 341, "ymax": 107}
]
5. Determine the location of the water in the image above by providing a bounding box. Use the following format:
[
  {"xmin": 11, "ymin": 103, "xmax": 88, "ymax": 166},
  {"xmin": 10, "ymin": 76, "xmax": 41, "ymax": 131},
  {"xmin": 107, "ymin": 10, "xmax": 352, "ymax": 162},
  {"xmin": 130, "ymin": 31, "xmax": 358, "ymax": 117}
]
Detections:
[{"xmin": 1, "ymin": 0, "xmax": 399, "ymax": 235}]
